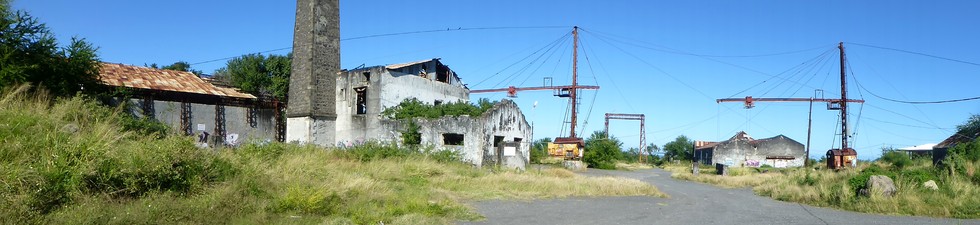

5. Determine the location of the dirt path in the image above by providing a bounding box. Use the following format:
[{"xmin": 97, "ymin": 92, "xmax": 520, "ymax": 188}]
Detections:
[{"xmin": 463, "ymin": 168, "xmax": 979, "ymax": 225}]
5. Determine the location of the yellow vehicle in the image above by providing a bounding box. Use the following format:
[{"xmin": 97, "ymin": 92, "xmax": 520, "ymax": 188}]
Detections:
[{"xmin": 547, "ymin": 137, "xmax": 584, "ymax": 160}]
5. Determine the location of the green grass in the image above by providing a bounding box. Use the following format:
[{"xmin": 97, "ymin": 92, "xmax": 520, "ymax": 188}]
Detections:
[
  {"xmin": 663, "ymin": 160, "xmax": 980, "ymax": 218},
  {"xmin": 0, "ymin": 85, "xmax": 666, "ymax": 224}
]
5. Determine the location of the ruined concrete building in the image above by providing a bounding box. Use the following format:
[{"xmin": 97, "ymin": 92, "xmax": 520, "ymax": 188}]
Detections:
[
  {"xmin": 335, "ymin": 58, "xmax": 532, "ymax": 169},
  {"xmin": 98, "ymin": 63, "xmax": 284, "ymax": 146},
  {"xmin": 694, "ymin": 131, "xmax": 805, "ymax": 168}
]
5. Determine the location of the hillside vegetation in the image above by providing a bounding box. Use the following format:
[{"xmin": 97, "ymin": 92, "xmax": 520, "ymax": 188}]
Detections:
[{"xmin": 0, "ymin": 86, "xmax": 664, "ymax": 224}]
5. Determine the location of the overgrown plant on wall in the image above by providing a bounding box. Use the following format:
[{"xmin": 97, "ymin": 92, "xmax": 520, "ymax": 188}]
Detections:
[{"xmin": 381, "ymin": 98, "xmax": 498, "ymax": 119}]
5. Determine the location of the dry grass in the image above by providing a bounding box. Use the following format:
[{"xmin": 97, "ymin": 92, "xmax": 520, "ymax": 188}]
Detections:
[
  {"xmin": 615, "ymin": 162, "xmax": 655, "ymax": 171},
  {"xmin": 663, "ymin": 164, "xmax": 782, "ymax": 188},
  {"xmin": 662, "ymin": 162, "xmax": 980, "ymax": 218},
  {"xmin": 0, "ymin": 85, "xmax": 666, "ymax": 224}
]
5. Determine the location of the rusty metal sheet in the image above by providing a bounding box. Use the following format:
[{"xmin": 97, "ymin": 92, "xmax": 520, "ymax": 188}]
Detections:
[{"xmin": 99, "ymin": 63, "xmax": 255, "ymax": 99}]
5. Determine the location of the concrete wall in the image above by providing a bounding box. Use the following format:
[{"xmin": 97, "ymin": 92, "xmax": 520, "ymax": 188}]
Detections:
[
  {"xmin": 132, "ymin": 99, "xmax": 277, "ymax": 146},
  {"xmin": 334, "ymin": 65, "xmax": 469, "ymax": 146},
  {"xmin": 375, "ymin": 100, "xmax": 531, "ymax": 169},
  {"xmin": 479, "ymin": 100, "xmax": 532, "ymax": 169},
  {"xmin": 710, "ymin": 135, "xmax": 805, "ymax": 168}
]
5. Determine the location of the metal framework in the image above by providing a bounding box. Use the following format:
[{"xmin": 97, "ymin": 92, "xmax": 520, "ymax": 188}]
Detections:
[
  {"xmin": 214, "ymin": 105, "xmax": 226, "ymax": 147},
  {"xmin": 142, "ymin": 96, "xmax": 155, "ymax": 119},
  {"xmin": 604, "ymin": 113, "xmax": 646, "ymax": 163},
  {"xmin": 715, "ymin": 42, "xmax": 863, "ymax": 167},
  {"xmin": 274, "ymin": 100, "xmax": 286, "ymax": 142},
  {"xmin": 471, "ymin": 27, "xmax": 599, "ymax": 148},
  {"xmin": 180, "ymin": 102, "xmax": 192, "ymax": 135}
]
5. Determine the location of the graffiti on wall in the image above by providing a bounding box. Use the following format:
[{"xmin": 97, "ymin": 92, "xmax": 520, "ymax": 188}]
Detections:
[{"xmin": 744, "ymin": 160, "xmax": 760, "ymax": 167}]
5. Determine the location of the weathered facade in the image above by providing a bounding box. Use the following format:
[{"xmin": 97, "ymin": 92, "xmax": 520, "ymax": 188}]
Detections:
[
  {"xmin": 286, "ymin": 0, "xmax": 341, "ymax": 146},
  {"xmin": 99, "ymin": 63, "xmax": 283, "ymax": 146},
  {"xmin": 335, "ymin": 58, "xmax": 531, "ymax": 169},
  {"xmin": 694, "ymin": 131, "xmax": 806, "ymax": 168},
  {"xmin": 335, "ymin": 58, "xmax": 468, "ymax": 144}
]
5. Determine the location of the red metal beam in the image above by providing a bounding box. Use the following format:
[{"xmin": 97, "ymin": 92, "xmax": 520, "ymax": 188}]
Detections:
[
  {"xmin": 716, "ymin": 97, "xmax": 865, "ymax": 103},
  {"xmin": 470, "ymin": 85, "xmax": 600, "ymax": 94}
]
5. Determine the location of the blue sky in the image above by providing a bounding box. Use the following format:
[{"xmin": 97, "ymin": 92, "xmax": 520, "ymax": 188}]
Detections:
[{"xmin": 14, "ymin": 0, "xmax": 980, "ymax": 160}]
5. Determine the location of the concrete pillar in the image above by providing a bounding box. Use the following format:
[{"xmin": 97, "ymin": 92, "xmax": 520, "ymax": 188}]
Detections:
[{"xmin": 286, "ymin": 0, "xmax": 340, "ymax": 146}]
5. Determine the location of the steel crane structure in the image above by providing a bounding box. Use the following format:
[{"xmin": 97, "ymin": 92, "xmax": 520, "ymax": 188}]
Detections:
[
  {"xmin": 471, "ymin": 26, "xmax": 599, "ymax": 156},
  {"xmin": 604, "ymin": 113, "xmax": 646, "ymax": 163},
  {"xmin": 716, "ymin": 42, "xmax": 864, "ymax": 168}
]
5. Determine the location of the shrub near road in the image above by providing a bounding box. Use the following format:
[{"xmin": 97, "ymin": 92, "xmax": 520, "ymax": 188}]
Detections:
[{"xmin": 0, "ymin": 87, "xmax": 665, "ymax": 224}]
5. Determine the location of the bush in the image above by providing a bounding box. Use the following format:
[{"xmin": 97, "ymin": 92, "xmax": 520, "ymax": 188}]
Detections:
[
  {"xmin": 584, "ymin": 131, "xmax": 621, "ymax": 170},
  {"xmin": 339, "ymin": 142, "xmax": 414, "ymax": 162},
  {"xmin": 0, "ymin": 87, "xmax": 232, "ymax": 219},
  {"xmin": 881, "ymin": 151, "xmax": 913, "ymax": 169},
  {"xmin": 898, "ymin": 167, "xmax": 939, "ymax": 184}
]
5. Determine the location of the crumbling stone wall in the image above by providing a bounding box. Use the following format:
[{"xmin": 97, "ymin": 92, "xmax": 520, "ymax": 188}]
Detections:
[{"xmin": 376, "ymin": 100, "xmax": 532, "ymax": 168}]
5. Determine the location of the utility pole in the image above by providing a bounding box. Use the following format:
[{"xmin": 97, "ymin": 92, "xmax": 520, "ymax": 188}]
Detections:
[{"xmin": 805, "ymin": 90, "xmax": 816, "ymax": 166}]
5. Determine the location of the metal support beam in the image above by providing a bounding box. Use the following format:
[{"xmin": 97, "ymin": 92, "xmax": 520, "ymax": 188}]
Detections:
[
  {"xmin": 180, "ymin": 102, "xmax": 192, "ymax": 136},
  {"xmin": 214, "ymin": 104, "xmax": 226, "ymax": 147},
  {"xmin": 604, "ymin": 113, "xmax": 647, "ymax": 163}
]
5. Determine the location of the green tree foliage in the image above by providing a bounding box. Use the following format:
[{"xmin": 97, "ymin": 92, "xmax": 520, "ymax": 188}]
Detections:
[
  {"xmin": 381, "ymin": 98, "xmax": 498, "ymax": 119},
  {"xmin": 944, "ymin": 115, "xmax": 980, "ymax": 181},
  {"xmin": 956, "ymin": 114, "xmax": 980, "ymax": 138},
  {"xmin": 0, "ymin": 2, "xmax": 101, "ymax": 97},
  {"xmin": 584, "ymin": 131, "xmax": 622, "ymax": 169},
  {"xmin": 159, "ymin": 61, "xmax": 202, "ymax": 75},
  {"xmin": 530, "ymin": 137, "xmax": 552, "ymax": 163},
  {"xmin": 664, "ymin": 135, "xmax": 694, "ymax": 162},
  {"xmin": 215, "ymin": 53, "xmax": 291, "ymax": 99}
]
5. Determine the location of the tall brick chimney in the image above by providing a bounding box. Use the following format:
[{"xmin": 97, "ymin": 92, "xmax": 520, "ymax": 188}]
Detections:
[{"xmin": 285, "ymin": 0, "xmax": 339, "ymax": 146}]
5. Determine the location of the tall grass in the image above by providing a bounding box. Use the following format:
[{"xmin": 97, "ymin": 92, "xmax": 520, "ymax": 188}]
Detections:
[
  {"xmin": 0, "ymin": 85, "xmax": 665, "ymax": 224},
  {"xmin": 663, "ymin": 160, "xmax": 980, "ymax": 218}
]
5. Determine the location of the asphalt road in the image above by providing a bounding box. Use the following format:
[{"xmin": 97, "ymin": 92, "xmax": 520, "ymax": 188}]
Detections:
[{"xmin": 464, "ymin": 168, "xmax": 980, "ymax": 225}]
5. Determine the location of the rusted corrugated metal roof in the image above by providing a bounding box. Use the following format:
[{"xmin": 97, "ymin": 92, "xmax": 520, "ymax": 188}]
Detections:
[
  {"xmin": 99, "ymin": 63, "xmax": 255, "ymax": 99},
  {"xmin": 385, "ymin": 58, "xmax": 440, "ymax": 70}
]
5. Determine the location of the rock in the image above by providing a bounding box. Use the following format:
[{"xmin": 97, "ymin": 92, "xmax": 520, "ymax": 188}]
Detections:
[
  {"xmin": 923, "ymin": 180, "xmax": 939, "ymax": 191},
  {"xmin": 563, "ymin": 161, "xmax": 586, "ymax": 171},
  {"xmin": 863, "ymin": 175, "xmax": 897, "ymax": 197},
  {"xmin": 61, "ymin": 123, "xmax": 79, "ymax": 134}
]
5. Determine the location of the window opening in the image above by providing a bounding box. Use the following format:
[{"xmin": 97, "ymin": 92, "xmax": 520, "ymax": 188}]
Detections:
[
  {"xmin": 493, "ymin": 136, "xmax": 504, "ymax": 147},
  {"xmin": 443, "ymin": 133, "xmax": 464, "ymax": 145},
  {"xmin": 355, "ymin": 87, "xmax": 367, "ymax": 114}
]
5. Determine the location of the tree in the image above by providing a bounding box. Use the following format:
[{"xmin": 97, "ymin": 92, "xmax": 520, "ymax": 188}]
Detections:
[
  {"xmin": 160, "ymin": 61, "xmax": 202, "ymax": 75},
  {"xmin": 0, "ymin": 2, "xmax": 101, "ymax": 97},
  {"xmin": 644, "ymin": 143, "xmax": 661, "ymax": 164},
  {"xmin": 530, "ymin": 137, "xmax": 552, "ymax": 164},
  {"xmin": 215, "ymin": 53, "xmax": 291, "ymax": 99},
  {"xmin": 584, "ymin": 131, "xmax": 622, "ymax": 169},
  {"xmin": 663, "ymin": 135, "xmax": 694, "ymax": 162}
]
